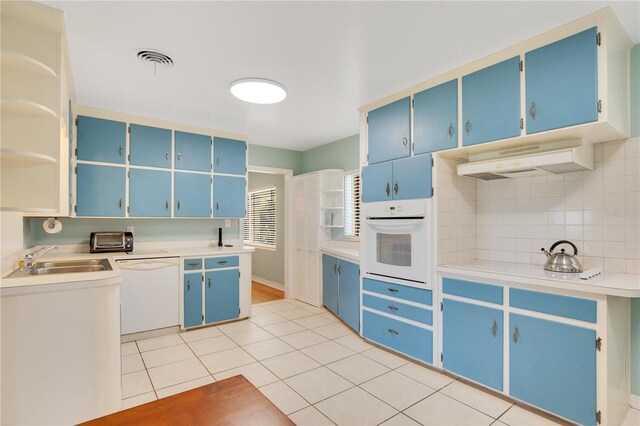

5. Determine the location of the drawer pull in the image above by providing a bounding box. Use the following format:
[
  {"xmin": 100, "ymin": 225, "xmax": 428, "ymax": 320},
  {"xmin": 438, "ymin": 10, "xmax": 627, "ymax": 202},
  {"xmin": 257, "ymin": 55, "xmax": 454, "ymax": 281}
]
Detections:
[
  {"xmin": 387, "ymin": 305, "xmax": 399, "ymax": 311},
  {"xmin": 187, "ymin": 262, "xmax": 199, "ymax": 267},
  {"xmin": 217, "ymin": 260, "xmax": 227, "ymax": 264},
  {"xmin": 513, "ymin": 325, "xmax": 519, "ymax": 344},
  {"xmin": 387, "ymin": 328, "xmax": 399, "ymax": 335},
  {"xmin": 491, "ymin": 319, "xmax": 497, "ymax": 337},
  {"xmin": 387, "ymin": 288, "xmax": 399, "ymax": 293}
]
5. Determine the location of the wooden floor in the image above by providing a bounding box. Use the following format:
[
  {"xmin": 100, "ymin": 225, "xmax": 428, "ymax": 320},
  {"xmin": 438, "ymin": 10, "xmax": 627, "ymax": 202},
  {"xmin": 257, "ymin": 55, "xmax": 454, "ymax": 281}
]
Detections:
[
  {"xmin": 82, "ymin": 375, "xmax": 293, "ymax": 426},
  {"xmin": 251, "ymin": 281, "xmax": 284, "ymax": 304}
]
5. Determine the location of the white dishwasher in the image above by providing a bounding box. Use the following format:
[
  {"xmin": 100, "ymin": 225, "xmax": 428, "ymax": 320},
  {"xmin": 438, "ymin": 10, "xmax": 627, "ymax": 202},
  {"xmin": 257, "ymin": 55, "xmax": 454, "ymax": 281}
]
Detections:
[{"xmin": 116, "ymin": 257, "xmax": 180, "ymax": 335}]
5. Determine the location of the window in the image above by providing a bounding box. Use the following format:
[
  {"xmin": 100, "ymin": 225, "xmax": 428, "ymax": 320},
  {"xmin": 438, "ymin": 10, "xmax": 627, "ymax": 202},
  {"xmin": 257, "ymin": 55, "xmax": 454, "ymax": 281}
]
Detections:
[
  {"xmin": 344, "ymin": 172, "xmax": 361, "ymax": 238},
  {"xmin": 243, "ymin": 186, "xmax": 276, "ymax": 249}
]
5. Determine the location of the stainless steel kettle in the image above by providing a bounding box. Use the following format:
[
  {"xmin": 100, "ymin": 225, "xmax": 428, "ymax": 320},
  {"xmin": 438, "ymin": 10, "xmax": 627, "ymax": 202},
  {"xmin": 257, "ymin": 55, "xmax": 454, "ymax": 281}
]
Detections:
[{"xmin": 541, "ymin": 240, "xmax": 583, "ymax": 273}]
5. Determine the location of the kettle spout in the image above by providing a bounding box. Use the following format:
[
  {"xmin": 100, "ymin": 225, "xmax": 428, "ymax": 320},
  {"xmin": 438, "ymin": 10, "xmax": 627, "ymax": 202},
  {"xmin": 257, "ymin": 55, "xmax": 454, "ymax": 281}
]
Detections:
[{"xmin": 541, "ymin": 248, "xmax": 552, "ymax": 258}]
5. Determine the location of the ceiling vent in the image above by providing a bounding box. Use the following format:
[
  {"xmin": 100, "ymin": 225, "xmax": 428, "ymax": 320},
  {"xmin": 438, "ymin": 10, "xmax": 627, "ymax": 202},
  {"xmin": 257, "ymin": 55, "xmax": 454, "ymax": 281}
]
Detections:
[{"xmin": 136, "ymin": 49, "xmax": 173, "ymax": 74}]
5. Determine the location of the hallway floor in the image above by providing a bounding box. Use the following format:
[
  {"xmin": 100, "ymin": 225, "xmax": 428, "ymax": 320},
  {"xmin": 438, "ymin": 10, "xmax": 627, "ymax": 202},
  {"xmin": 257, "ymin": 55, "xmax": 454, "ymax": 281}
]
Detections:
[{"xmin": 252, "ymin": 281, "xmax": 285, "ymax": 304}]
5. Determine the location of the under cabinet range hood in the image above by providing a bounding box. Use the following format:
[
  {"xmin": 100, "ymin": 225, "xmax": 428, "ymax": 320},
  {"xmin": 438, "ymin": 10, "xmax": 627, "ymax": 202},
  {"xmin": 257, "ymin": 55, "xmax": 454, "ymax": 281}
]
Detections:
[{"xmin": 456, "ymin": 140, "xmax": 594, "ymax": 180}]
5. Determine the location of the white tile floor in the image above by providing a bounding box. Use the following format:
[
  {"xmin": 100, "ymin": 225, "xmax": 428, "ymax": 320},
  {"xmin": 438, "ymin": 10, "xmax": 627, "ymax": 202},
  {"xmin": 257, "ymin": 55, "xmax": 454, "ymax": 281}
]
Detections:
[{"xmin": 120, "ymin": 298, "xmax": 640, "ymax": 426}]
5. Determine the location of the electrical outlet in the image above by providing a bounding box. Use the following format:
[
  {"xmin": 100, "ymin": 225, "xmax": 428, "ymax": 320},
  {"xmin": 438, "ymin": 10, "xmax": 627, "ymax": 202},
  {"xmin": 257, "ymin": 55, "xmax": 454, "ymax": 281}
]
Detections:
[
  {"xmin": 126, "ymin": 226, "xmax": 134, "ymax": 233},
  {"xmin": 224, "ymin": 219, "xmax": 231, "ymax": 228}
]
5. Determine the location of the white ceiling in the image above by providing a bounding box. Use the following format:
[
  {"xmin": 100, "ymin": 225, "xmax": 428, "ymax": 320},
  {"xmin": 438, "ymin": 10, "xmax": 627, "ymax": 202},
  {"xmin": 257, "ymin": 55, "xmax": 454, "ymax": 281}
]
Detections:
[{"xmin": 44, "ymin": 1, "xmax": 639, "ymax": 151}]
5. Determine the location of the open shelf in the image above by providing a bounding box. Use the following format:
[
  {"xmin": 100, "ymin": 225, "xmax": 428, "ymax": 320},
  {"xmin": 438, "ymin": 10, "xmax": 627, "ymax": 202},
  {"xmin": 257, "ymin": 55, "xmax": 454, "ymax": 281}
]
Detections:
[
  {"xmin": 1, "ymin": 97, "xmax": 57, "ymax": 118},
  {"xmin": 1, "ymin": 49, "xmax": 57, "ymax": 78},
  {"xmin": 0, "ymin": 148, "xmax": 57, "ymax": 168},
  {"xmin": 1, "ymin": 206, "xmax": 57, "ymax": 213}
]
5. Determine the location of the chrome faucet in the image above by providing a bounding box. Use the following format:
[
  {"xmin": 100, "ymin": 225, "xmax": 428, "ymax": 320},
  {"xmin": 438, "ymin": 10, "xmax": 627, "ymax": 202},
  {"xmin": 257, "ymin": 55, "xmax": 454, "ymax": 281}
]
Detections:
[{"xmin": 22, "ymin": 246, "xmax": 57, "ymax": 271}]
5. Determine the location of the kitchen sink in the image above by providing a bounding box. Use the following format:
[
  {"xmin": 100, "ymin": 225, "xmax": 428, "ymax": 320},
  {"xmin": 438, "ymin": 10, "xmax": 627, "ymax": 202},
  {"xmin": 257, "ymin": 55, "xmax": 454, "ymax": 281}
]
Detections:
[{"xmin": 6, "ymin": 259, "xmax": 112, "ymax": 278}]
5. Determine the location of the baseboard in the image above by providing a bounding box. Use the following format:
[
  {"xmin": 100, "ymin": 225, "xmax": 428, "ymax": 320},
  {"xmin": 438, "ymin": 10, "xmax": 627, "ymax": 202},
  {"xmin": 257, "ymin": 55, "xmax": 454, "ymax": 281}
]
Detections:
[
  {"xmin": 252, "ymin": 275, "xmax": 284, "ymax": 291},
  {"xmin": 632, "ymin": 393, "xmax": 640, "ymax": 410}
]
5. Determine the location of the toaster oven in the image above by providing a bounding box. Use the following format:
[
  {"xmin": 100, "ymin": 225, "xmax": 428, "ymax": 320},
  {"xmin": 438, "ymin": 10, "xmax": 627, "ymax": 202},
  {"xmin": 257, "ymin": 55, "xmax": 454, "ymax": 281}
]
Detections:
[{"xmin": 90, "ymin": 232, "xmax": 134, "ymax": 253}]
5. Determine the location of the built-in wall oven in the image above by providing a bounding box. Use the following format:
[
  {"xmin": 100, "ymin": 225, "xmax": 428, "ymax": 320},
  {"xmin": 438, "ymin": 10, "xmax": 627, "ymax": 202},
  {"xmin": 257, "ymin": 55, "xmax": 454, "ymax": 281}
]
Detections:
[{"xmin": 362, "ymin": 199, "xmax": 430, "ymax": 285}]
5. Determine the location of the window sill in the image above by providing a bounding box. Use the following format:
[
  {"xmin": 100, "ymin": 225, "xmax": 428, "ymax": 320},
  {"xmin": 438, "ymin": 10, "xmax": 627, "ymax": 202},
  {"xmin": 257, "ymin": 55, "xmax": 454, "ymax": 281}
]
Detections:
[{"xmin": 243, "ymin": 242, "xmax": 276, "ymax": 251}]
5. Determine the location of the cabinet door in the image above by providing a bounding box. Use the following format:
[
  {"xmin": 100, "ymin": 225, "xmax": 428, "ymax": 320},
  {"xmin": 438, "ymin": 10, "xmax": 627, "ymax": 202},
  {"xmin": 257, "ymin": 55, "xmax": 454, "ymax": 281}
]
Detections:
[
  {"xmin": 184, "ymin": 272, "xmax": 203, "ymax": 328},
  {"xmin": 392, "ymin": 154, "xmax": 432, "ymax": 200},
  {"xmin": 77, "ymin": 115, "xmax": 126, "ymax": 164},
  {"xmin": 322, "ymin": 254, "xmax": 339, "ymax": 315},
  {"xmin": 525, "ymin": 27, "xmax": 598, "ymax": 134},
  {"xmin": 174, "ymin": 172, "xmax": 211, "ymax": 217},
  {"xmin": 443, "ymin": 299, "xmax": 503, "ymax": 390},
  {"xmin": 129, "ymin": 124, "xmax": 172, "ymax": 168},
  {"xmin": 414, "ymin": 79, "xmax": 458, "ymax": 154},
  {"xmin": 361, "ymin": 161, "xmax": 392, "ymax": 203},
  {"xmin": 76, "ymin": 164, "xmax": 126, "ymax": 217},
  {"xmin": 462, "ymin": 56, "xmax": 521, "ymax": 146},
  {"xmin": 337, "ymin": 259, "xmax": 360, "ymax": 332},
  {"xmin": 214, "ymin": 137, "xmax": 246, "ymax": 175},
  {"xmin": 367, "ymin": 97, "xmax": 411, "ymax": 164},
  {"xmin": 213, "ymin": 175, "xmax": 246, "ymax": 218},
  {"xmin": 175, "ymin": 131, "xmax": 211, "ymax": 172},
  {"xmin": 509, "ymin": 313, "xmax": 596, "ymax": 426},
  {"xmin": 205, "ymin": 269, "xmax": 240, "ymax": 324},
  {"xmin": 129, "ymin": 169, "xmax": 171, "ymax": 217}
]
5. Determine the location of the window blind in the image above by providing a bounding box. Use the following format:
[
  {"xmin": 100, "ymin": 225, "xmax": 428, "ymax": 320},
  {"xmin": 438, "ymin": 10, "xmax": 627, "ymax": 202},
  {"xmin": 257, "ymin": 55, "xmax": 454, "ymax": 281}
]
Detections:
[
  {"xmin": 344, "ymin": 173, "xmax": 361, "ymax": 238},
  {"xmin": 243, "ymin": 186, "xmax": 276, "ymax": 248}
]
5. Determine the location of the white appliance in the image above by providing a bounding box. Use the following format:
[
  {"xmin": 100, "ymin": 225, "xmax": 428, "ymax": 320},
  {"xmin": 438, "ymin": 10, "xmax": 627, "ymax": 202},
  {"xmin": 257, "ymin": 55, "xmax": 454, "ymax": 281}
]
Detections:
[
  {"xmin": 116, "ymin": 257, "xmax": 180, "ymax": 335},
  {"xmin": 457, "ymin": 140, "xmax": 593, "ymax": 180},
  {"xmin": 363, "ymin": 199, "xmax": 430, "ymax": 285}
]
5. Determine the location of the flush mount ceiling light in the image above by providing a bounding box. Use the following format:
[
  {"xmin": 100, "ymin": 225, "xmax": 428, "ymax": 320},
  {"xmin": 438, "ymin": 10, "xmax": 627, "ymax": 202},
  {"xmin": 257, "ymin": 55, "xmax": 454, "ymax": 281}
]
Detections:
[{"xmin": 230, "ymin": 78, "xmax": 287, "ymax": 104}]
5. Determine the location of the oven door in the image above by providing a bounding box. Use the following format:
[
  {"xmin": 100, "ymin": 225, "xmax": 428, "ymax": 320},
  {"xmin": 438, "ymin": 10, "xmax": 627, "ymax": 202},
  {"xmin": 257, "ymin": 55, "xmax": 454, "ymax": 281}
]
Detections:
[{"xmin": 364, "ymin": 217, "xmax": 427, "ymax": 283}]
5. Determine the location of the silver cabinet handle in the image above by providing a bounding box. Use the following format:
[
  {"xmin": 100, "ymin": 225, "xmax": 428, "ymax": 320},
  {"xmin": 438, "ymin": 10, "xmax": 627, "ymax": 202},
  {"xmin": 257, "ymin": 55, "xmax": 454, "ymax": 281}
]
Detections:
[
  {"xmin": 118, "ymin": 198, "xmax": 123, "ymax": 209},
  {"xmin": 216, "ymin": 158, "xmax": 220, "ymax": 166},
  {"xmin": 492, "ymin": 320, "xmax": 497, "ymax": 337},
  {"xmin": 187, "ymin": 280, "xmax": 191, "ymax": 291},
  {"xmin": 513, "ymin": 325, "xmax": 519, "ymax": 343},
  {"xmin": 119, "ymin": 146, "xmax": 123, "ymax": 156},
  {"xmin": 208, "ymin": 278, "xmax": 211, "ymax": 288},
  {"xmin": 177, "ymin": 153, "xmax": 181, "ymax": 162},
  {"xmin": 337, "ymin": 265, "xmax": 341, "ymax": 275},
  {"xmin": 387, "ymin": 329, "xmax": 399, "ymax": 335},
  {"xmin": 187, "ymin": 262, "xmax": 199, "ymax": 267},
  {"xmin": 217, "ymin": 260, "xmax": 227, "ymax": 264},
  {"xmin": 394, "ymin": 182, "xmax": 398, "ymax": 195},
  {"xmin": 465, "ymin": 120, "xmax": 471, "ymax": 135},
  {"xmin": 402, "ymin": 137, "xmax": 408, "ymax": 147},
  {"xmin": 177, "ymin": 201, "xmax": 181, "ymax": 210},
  {"xmin": 165, "ymin": 201, "xmax": 169, "ymax": 210},
  {"xmin": 333, "ymin": 264, "xmax": 337, "ymax": 273},
  {"xmin": 448, "ymin": 123, "xmax": 455, "ymax": 138},
  {"xmin": 387, "ymin": 288, "xmax": 398, "ymax": 293},
  {"xmin": 165, "ymin": 152, "xmax": 169, "ymax": 160},
  {"xmin": 385, "ymin": 182, "xmax": 390, "ymax": 197},
  {"xmin": 387, "ymin": 305, "xmax": 399, "ymax": 311},
  {"xmin": 530, "ymin": 102, "xmax": 536, "ymax": 120},
  {"xmin": 216, "ymin": 202, "xmax": 219, "ymax": 210}
]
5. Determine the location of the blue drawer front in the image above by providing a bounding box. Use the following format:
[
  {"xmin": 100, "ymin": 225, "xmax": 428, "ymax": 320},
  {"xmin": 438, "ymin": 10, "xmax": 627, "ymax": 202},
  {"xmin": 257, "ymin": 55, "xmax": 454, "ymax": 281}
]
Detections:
[
  {"xmin": 205, "ymin": 256, "xmax": 239, "ymax": 269},
  {"xmin": 184, "ymin": 258, "xmax": 202, "ymax": 270},
  {"xmin": 363, "ymin": 310, "xmax": 432, "ymax": 364},
  {"xmin": 510, "ymin": 288, "xmax": 597, "ymax": 323},
  {"xmin": 442, "ymin": 277, "xmax": 503, "ymax": 305},
  {"xmin": 363, "ymin": 278, "xmax": 432, "ymax": 305},
  {"xmin": 363, "ymin": 294, "xmax": 432, "ymax": 326}
]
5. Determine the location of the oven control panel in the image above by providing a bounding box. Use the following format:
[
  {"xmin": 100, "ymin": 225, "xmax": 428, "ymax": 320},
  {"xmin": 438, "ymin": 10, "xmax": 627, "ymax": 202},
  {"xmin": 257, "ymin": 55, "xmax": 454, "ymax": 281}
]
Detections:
[{"xmin": 363, "ymin": 199, "xmax": 427, "ymax": 218}]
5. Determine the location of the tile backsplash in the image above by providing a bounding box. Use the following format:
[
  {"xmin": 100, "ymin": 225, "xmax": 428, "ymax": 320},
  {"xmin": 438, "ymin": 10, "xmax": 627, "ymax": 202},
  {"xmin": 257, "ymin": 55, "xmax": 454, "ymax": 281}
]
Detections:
[{"xmin": 437, "ymin": 137, "xmax": 640, "ymax": 274}]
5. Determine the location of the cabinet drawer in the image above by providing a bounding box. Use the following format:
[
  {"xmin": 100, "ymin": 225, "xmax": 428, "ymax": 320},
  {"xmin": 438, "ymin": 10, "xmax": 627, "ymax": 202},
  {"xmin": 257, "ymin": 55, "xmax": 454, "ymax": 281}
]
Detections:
[
  {"xmin": 205, "ymin": 256, "xmax": 239, "ymax": 269},
  {"xmin": 509, "ymin": 288, "xmax": 596, "ymax": 323},
  {"xmin": 183, "ymin": 258, "xmax": 202, "ymax": 270},
  {"xmin": 363, "ymin": 294, "xmax": 432, "ymax": 326},
  {"xmin": 363, "ymin": 278, "xmax": 432, "ymax": 305},
  {"xmin": 442, "ymin": 277, "xmax": 503, "ymax": 305},
  {"xmin": 363, "ymin": 310, "xmax": 432, "ymax": 364}
]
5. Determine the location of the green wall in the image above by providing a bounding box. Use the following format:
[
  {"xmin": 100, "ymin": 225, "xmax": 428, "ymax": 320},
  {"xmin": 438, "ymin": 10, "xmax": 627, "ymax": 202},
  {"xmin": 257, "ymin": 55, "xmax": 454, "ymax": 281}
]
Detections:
[
  {"xmin": 248, "ymin": 144, "xmax": 303, "ymax": 175},
  {"xmin": 247, "ymin": 172, "xmax": 285, "ymax": 286},
  {"xmin": 301, "ymin": 134, "xmax": 359, "ymax": 174},
  {"xmin": 631, "ymin": 44, "xmax": 640, "ymax": 397}
]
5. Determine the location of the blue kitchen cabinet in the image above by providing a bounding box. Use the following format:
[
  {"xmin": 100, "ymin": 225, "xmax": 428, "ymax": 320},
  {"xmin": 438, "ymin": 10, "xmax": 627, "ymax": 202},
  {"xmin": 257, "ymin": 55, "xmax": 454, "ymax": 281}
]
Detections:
[
  {"xmin": 129, "ymin": 168, "xmax": 171, "ymax": 217},
  {"xmin": 362, "ymin": 155, "xmax": 432, "ymax": 202},
  {"xmin": 175, "ymin": 131, "xmax": 212, "ymax": 172},
  {"xmin": 174, "ymin": 172, "xmax": 211, "ymax": 217},
  {"xmin": 337, "ymin": 259, "xmax": 359, "ymax": 332},
  {"xmin": 183, "ymin": 272, "xmax": 203, "ymax": 328},
  {"xmin": 76, "ymin": 115, "xmax": 126, "ymax": 164},
  {"xmin": 68, "ymin": 100, "xmax": 74, "ymax": 214},
  {"xmin": 214, "ymin": 137, "xmax": 246, "ymax": 175},
  {"xmin": 76, "ymin": 164, "xmax": 126, "ymax": 217},
  {"xmin": 213, "ymin": 175, "xmax": 246, "ymax": 218},
  {"xmin": 363, "ymin": 310, "xmax": 432, "ymax": 363},
  {"xmin": 414, "ymin": 79, "xmax": 458, "ymax": 154},
  {"xmin": 442, "ymin": 299, "xmax": 503, "ymax": 390},
  {"xmin": 367, "ymin": 97, "xmax": 411, "ymax": 164},
  {"xmin": 462, "ymin": 56, "xmax": 521, "ymax": 146},
  {"xmin": 510, "ymin": 313, "xmax": 596, "ymax": 426},
  {"xmin": 525, "ymin": 27, "xmax": 598, "ymax": 134},
  {"xmin": 205, "ymin": 269, "xmax": 240, "ymax": 324},
  {"xmin": 129, "ymin": 124, "xmax": 172, "ymax": 168},
  {"xmin": 322, "ymin": 254, "xmax": 339, "ymax": 315}
]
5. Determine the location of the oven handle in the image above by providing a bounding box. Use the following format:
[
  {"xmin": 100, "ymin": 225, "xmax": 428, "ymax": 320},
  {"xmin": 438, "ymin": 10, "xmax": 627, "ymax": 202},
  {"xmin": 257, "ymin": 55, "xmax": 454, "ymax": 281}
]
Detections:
[{"xmin": 366, "ymin": 219, "xmax": 424, "ymax": 231}]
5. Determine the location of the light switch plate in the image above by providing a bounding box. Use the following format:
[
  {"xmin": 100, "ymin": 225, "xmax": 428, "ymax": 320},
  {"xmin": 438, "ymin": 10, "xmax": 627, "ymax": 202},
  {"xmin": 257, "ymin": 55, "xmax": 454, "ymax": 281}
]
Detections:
[{"xmin": 126, "ymin": 226, "xmax": 134, "ymax": 233}]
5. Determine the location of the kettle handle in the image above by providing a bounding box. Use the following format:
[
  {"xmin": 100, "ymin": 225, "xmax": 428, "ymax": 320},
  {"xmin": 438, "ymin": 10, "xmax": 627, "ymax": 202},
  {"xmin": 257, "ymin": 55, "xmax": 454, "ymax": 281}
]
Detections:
[{"xmin": 550, "ymin": 240, "xmax": 578, "ymax": 256}]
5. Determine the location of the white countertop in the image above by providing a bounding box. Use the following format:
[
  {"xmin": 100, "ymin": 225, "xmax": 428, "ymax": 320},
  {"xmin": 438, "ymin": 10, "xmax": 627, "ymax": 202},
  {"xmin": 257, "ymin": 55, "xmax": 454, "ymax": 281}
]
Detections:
[
  {"xmin": 1, "ymin": 243, "xmax": 255, "ymax": 292},
  {"xmin": 437, "ymin": 260, "xmax": 640, "ymax": 298},
  {"xmin": 320, "ymin": 241, "xmax": 360, "ymax": 263}
]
